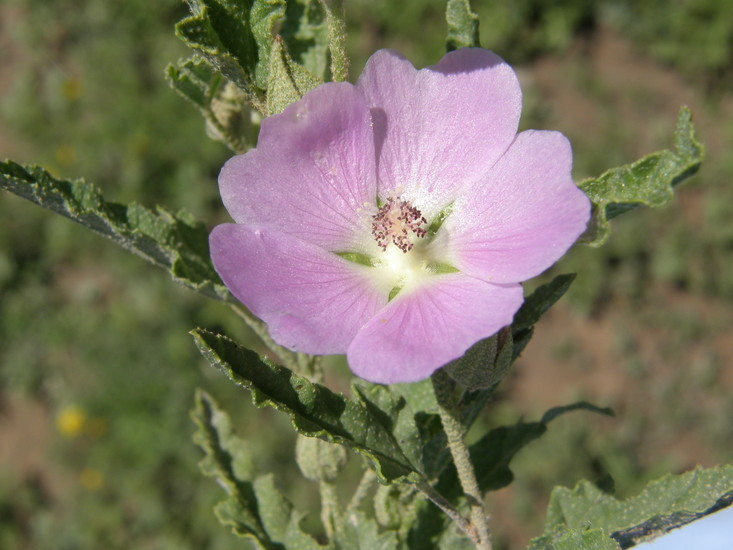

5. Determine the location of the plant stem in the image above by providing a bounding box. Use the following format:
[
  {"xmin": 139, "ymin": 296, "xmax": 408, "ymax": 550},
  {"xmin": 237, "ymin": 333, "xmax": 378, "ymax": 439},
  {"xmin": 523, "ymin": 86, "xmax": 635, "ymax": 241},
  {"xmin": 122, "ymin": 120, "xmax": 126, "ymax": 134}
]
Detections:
[
  {"xmin": 319, "ymin": 480, "xmax": 341, "ymax": 541},
  {"xmin": 432, "ymin": 370, "xmax": 493, "ymax": 550},
  {"xmin": 415, "ymin": 479, "xmax": 476, "ymax": 542},
  {"xmin": 346, "ymin": 468, "xmax": 376, "ymax": 514}
]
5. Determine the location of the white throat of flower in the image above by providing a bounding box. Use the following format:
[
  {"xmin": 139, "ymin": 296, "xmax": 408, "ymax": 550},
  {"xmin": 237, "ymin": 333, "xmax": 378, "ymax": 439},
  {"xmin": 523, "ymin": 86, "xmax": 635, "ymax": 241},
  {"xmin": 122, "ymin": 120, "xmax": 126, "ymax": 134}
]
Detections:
[{"xmin": 335, "ymin": 197, "xmax": 456, "ymax": 300}]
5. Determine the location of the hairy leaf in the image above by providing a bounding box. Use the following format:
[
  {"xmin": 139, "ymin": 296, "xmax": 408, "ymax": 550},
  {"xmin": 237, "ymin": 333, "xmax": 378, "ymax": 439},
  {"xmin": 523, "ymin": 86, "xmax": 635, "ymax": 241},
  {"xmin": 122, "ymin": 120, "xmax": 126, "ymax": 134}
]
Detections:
[
  {"xmin": 166, "ymin": 56, "xmax": 251, "ymax": 153},
  {"xmin": 193, "ymin": 391, "xmax": 321, "ymax": 549},
  {"xmin": 410, "ymin": 403, "xmax": 612, "ymax": 547},
  {"xmin": 176, "ymin": 0, "xmax": 287, "ymax": 110},
  {"xmin": 0, "ymin": 161, "xmax": 230, "ymax": 301},
  {"xmin": 267, "ymin": 36, "xmax": 323, "ymax": 115},
  {"xmin": 192, "ymin": 329, "xmax": 426, "ymax": 484},
  {"xmin": 446, "ymin": 0, "xmax": 480, "ymax": 51},
  {"xmin": 531, "ymin": 463, "xmax": 733, "ymax": 549},
  {"xmin": 280, "ymin": 0, "xmax": 330, "ymax": 80},
  {"xmin": 512, "ymin": 274, "xmax": 577, "ymax": 358},
  {"xmin": 579, "ymin": 106, "xmax": 704, "ymax": 246}
]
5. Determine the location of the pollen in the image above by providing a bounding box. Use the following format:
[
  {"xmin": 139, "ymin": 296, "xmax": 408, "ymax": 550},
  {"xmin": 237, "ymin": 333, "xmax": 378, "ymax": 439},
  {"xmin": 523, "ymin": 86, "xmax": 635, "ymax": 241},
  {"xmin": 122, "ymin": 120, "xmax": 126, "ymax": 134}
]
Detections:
[{"xmin": 371, "ymin": 198, "xmax": 427, "ymax": 252}]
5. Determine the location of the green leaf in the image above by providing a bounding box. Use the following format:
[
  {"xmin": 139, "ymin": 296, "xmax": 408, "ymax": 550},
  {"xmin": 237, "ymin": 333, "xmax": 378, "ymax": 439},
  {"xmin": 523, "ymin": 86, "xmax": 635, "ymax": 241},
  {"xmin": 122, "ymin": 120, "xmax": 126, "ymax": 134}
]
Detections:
[
  {"xmin": 193, "ymin": 390, "xmax": 321, "ymax": 549},
  {"xmin": 0, "ymin": 161, "xmax": 230, "ymax": 302},
  {"xmin": 446, "ymin": 0, "xmax": 480, "ymax": 51},
  {"xmin": 532, "ymin": 463, "xmax": 733, "ymax": 549},
  {"xmin": 191, "ymin": 389, "xmax": 269, "ymax": 546},
  {"xmin": 512, "ymin": 274, "xmax": 577, "ymax": 359},
  {"xmin": 266, "ymin": 35, "xmax": 323, "ymax": 115},
  {"xmin": 529, "ymin": 529, "xmax": 621, "ymax": 550},
  {"xmin": 440, "ymin": 403, "xmax": 613, "ymax": 500},
  {"xmin": 176, "ymin": 0, "xmax": 288, "ymax": 111},
  {"xmin": 334, "ymin": 510, "xmax": 401, "ymax": 550},
  {"xmin": 280, "ymin": 0, "xmax": 331, "ymax": 80},
  {"xmin": 192, "ymin": 329, "xmax": 426, "ymax": 484},
  {"xmin": 166, "ymin": 56, "xmax": 251, "ymax": 153},
  {"xmin": 579, "ymin": 106, "xmax": 704, "ymax": 246},
  {"xmin": 410, "ymin": 403, "xmax": 612, "ymax": 548}
]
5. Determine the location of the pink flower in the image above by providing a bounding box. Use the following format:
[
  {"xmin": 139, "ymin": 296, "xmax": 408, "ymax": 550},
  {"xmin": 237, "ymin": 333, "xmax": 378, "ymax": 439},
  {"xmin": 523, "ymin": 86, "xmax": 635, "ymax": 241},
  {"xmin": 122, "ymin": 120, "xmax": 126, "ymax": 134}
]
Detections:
[{"xmin": 210, "ymin": 49, "xmax": 590, "ymax": 384}]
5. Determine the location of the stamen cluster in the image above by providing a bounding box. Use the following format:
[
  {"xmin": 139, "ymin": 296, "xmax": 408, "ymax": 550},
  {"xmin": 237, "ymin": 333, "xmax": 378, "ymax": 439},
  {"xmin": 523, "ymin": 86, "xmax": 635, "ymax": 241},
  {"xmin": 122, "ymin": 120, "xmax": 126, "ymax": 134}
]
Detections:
[{"xmin": 371, "ymin": 198, "xmax": 427, "ymax": 252}]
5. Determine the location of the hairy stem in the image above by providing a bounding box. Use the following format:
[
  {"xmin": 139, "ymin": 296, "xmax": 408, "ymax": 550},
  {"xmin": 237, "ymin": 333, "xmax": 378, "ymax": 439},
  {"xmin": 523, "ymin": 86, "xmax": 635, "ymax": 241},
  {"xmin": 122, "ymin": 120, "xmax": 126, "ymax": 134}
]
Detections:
[
  {"xmin": 319, "ymin": 480, "xmax": 341, "ymax": 541},
  {"xmin": 432, "ymin": 370, "xmax": 493, "ymax": 550},
  {"xmin": 415, "ymin": 479, "xmax": 476, "ymax": 542},
  {"xmin": 346, "ymin": 468, "xmax": 376, "ymax": 514}
]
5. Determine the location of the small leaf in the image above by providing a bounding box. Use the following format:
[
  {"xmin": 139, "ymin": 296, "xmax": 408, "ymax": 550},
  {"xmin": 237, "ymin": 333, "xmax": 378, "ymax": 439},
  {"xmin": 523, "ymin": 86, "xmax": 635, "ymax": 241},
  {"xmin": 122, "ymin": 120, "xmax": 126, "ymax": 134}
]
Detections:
[
  {"xmin": 579, "ymin": 106, "xmax": 704, "ymax": 246},
  {"xmin": 534, "ymin": 463, "xmax": 733, "ymax": 549},
  {"xmin": 176, "ymin": 0, "xmax": 288, "ymax": 112},
  {"xmin": 266, "ymin": 35, "xmax": 323, "ymax": 115},
  {"xmin": 0, "ymin": 161, "xmax": 230, "ymax": 301},
  {"xmin": 280, "ymin": 0, "xmax": 331, "ymax": 80},
  {"xmin": 192, "ymin": 329, "xmax": 425, "ymax": 484},
  {"xmin": 166, "ymin": 56, "xmax": 252, "ymax": 153},
  {"xmin": 336, "ymin": 510, "xmax": 401, "ymax": 550},
  {"xmin": 446, "ymin": 0, "xmax": 480, "ymax": 51},
  {"xmin": 512, "ymin": 273, "xmax": 577, "ymax": 358}
]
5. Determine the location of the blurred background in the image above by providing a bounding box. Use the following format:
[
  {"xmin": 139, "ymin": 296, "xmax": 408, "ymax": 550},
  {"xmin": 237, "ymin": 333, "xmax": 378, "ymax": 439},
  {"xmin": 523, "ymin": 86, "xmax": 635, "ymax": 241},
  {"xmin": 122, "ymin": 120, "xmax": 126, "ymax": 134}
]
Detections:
[{"xmin": 1, "ymin": 0, "xmax": 732, "ymax": 548}]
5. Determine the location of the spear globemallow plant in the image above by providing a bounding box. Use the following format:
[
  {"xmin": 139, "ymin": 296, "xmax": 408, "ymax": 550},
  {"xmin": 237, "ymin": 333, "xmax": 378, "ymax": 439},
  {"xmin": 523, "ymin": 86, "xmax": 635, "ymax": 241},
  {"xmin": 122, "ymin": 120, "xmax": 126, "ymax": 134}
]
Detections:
[{"xmin": 209, "ymin": 48, "xmax": 591, "ymax": 384}]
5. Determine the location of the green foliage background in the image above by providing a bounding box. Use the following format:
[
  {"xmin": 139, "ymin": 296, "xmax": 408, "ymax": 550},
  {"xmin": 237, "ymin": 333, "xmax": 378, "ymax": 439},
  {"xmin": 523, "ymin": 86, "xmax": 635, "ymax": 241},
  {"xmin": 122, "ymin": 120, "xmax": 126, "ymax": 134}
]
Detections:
[{"xmin": 1, "ymin": 0, "xmax": 732, "ymax": 548}]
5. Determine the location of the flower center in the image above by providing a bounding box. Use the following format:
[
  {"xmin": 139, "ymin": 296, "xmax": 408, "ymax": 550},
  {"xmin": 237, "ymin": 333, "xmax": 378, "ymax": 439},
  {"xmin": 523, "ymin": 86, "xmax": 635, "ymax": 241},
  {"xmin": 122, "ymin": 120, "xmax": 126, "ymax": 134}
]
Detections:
[{"xmin": 371, "ymin": 198, "xmax": 427, "ymax": 253}]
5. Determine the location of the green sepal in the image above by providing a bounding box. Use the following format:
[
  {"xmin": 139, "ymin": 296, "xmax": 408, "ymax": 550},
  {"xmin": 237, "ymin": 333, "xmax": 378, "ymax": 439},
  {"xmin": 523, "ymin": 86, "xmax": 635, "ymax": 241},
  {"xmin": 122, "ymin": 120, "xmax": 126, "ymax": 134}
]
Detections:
[
  {"xmin": 0, "ymin": 160, "xmax": 230, "ymax": 302},
  {"xmin": 445, "ymin": 0, "xmax": 480, "ymax": 51},
  {"xmin": 530, "ymin": 463, "xmax": 733, "ymax": 549},
  {"xmin": 192, "ymin": 329, "xmax": 427, "ymax": 484},
  {"xmin": 335, "ymin": 252, "xmax": 374, "ymax": 267},
  {"xmin": 579, "ymin": 106, "xmax": 704, "ymax": 246},
  {"xmin": 266, "ymin": 35, "xmax": 323, "ymax": 115},
  {"xmin": 426, "ymin": 203, "xmax": 454, "ymax": 237}
]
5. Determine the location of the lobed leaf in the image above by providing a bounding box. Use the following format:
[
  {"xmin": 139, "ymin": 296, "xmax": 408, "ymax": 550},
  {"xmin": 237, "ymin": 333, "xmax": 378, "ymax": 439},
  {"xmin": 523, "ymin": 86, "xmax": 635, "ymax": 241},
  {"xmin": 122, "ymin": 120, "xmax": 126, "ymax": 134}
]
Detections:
[
  {"xmin": 176, "ymin": 0, "xmax": 287, "ymax": 110},
  {"xmin": 166, "ymin": 55, "xmax": 251, "ymax": 153},
  {"xmin": 192, "ymin": 329, "xmax": 426, "ymax": 484},
  {"xmin": 531, "ymin": 463, "xmax": 733, "ymax": 549},
  {"xmin": 445, "ymin": 0, "xmax": 480, "ymax": 51},
  {"xmin": 579, "ymin": 106, "xmax": 704, "ymax": 246},
  {"xmin": 0, "ymin": 160, "xmax": 230, "ymax": 301},
  {"xmin": 192, "ymin": 390, "xmax": 321, "ymax": 549}
]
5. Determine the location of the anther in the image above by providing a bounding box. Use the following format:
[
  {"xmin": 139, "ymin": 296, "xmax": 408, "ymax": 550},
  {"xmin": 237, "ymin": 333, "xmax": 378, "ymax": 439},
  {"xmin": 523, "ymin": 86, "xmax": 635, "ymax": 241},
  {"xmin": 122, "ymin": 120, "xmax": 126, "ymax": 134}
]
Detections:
[{"xmin": 371, "ymin": 198, "xmax": 427, "ymax": 253}]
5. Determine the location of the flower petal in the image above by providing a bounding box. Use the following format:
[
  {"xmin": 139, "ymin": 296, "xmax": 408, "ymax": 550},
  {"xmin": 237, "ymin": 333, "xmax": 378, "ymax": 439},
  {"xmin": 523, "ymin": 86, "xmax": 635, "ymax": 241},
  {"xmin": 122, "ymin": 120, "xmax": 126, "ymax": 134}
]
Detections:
[
  {"xmin": 440, "ymin": 130, "xmax": 590, "ymax": 284},
  {"xmin": 210, "ymin": 224, "xmax": 388, "ymax": 354},
  {"xmin": 357, "ymin": 48, "xmax": 522, "ymax": 219},
  {"xmin": 347, "ymin": 274, "xmax": 523, "ymax": 384},
  {"xmin": 219, "ymin": 82, "xmax": 377, "ymax": 252}
]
